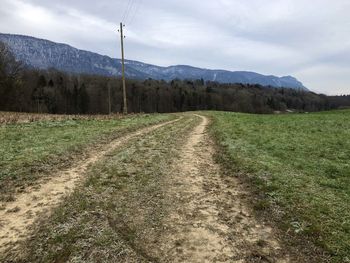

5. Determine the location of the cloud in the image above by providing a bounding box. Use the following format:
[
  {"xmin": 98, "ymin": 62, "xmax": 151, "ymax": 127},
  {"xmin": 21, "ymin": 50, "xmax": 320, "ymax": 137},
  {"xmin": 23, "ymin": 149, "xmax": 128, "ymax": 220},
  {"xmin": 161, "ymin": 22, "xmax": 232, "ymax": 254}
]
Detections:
[
  {"xmin": 296, "ymin": 64, "xmax": 350, "ymax": 95},
  {"xmin": 0, "ymin": 0, "xmax": 349, "ymax": 94},
  {"xmin": 0, "ymin": 0, "xmax": 117, "ymax": 53}
]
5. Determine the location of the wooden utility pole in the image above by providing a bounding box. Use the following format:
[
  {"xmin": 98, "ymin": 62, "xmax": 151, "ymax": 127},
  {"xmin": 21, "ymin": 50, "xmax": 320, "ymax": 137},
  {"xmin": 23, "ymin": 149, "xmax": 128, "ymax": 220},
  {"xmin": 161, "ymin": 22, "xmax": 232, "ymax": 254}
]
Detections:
[{"xmin": 119, "ymin": 22, "xmax": 128, "ymax": 114}]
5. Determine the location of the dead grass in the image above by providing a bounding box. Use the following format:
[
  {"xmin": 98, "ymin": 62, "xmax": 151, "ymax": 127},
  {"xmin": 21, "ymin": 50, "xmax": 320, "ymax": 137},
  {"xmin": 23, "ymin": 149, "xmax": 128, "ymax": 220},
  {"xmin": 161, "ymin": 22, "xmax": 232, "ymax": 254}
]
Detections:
[
  {"xmin": 0, "ymin": 113, "xmax": 174, "ymax": 201},
  {"xmin": 0, "ymin": 117, "xmax": 180, "ymax": 256},
  {"xmin": 2, "ymin": 114, "xmax": 196, "ymax": 262},
  {"xmin": 0, "ymin": 111, "xmax": 135, "ymax": 125}
]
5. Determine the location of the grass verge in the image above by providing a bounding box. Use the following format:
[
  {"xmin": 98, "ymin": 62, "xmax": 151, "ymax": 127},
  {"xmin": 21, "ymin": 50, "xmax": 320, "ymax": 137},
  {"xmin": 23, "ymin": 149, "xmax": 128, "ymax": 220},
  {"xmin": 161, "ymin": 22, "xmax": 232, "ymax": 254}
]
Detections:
[{"xmin": 206, "ymin": 110, "xmax": 350, "ymax": 262}]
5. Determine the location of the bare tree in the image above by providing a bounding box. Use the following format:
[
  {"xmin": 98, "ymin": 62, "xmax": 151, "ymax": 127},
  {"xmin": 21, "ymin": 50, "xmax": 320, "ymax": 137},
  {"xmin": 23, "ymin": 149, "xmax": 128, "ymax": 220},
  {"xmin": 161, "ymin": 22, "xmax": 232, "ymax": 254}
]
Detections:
[
  {"xmin": 0, "ymin": 41, "xmax": 23, "ymax": 110},
  {"xmin": 0, "ymin": 42, "xmax": 22, "ymax": 80}
]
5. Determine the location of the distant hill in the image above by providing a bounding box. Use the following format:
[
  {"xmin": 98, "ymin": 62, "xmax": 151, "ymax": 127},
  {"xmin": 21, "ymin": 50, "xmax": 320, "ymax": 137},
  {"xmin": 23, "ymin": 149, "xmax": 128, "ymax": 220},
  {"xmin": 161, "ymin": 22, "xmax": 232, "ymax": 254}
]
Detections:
[{"xmin": 0, "ymin": 33, "xmax": 307, "ymax": 90}]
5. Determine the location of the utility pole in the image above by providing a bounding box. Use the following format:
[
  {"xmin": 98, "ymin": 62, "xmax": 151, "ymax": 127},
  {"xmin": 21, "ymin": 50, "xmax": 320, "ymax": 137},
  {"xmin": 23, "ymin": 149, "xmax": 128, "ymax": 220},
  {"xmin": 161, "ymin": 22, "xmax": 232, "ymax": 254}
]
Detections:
[{"xmin": 119, "ymin": 22, "xmax": 128, "ymax": 114}]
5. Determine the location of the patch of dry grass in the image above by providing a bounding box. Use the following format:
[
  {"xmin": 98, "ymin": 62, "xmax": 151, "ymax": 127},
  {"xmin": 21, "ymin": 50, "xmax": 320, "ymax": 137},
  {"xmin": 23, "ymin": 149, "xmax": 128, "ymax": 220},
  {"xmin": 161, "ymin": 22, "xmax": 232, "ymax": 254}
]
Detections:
[
  {"xmin": 0, "ymin": 111, "xmax": 133, "ymax": 125},
  {"xmin": 2, "ymin": 114, "xmax": 198, "ymax": 262},
  {"xmin": 0, "ymin": 113, "xmax": 175, "ymax": 201}
]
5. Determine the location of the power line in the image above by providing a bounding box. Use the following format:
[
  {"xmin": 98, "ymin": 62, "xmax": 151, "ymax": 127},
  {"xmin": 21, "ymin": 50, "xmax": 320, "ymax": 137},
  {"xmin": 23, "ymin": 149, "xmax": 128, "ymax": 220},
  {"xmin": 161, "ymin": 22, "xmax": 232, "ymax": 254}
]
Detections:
[
  {"xmin": 126, "ymin": 0, "xmax": 137, "ymax": 24},
  {"xmin": 122, "ymin": 0, "xmax": 135, "ymax": 23},
  {"xmin": 128, "ymin": 0, "xmax": 142, "ymax": 26},
  {"xmin": 121, "ymin": 0, "xmax": 133, "ymax": 22},
  {"xmin": 126, "ymin": 0, "xmax": 135, "ymax": 22},
  {"xmin": 118, "ymin": 0, "xmax": 142, "ymax": 115},
  {"xmin": 121, "ymin": 0, "xmax": 130, "ymax": 21}
]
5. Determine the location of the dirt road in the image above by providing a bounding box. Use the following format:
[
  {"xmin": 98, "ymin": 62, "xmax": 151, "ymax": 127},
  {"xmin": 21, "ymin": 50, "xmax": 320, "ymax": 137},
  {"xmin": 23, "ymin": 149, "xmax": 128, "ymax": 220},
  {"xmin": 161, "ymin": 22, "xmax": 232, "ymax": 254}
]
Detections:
[
  {"xmin": 0, "ymin": 118, "xmax": 179, "ymax": 255},
  {"xmin": 1, "ymin": 114, "xmax": 294, "ymax": 262},
  {"xmin": 158, "ymin": 115, "xmax": 290, "ymax": 262}
]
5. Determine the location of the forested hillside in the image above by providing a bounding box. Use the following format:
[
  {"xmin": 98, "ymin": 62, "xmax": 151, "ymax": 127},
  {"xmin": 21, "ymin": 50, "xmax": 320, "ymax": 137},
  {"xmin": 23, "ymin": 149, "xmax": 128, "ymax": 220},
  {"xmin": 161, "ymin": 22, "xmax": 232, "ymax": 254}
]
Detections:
[
  {"xmin": 0, "ymin": 41, "xmax": 348, "ymax": 114},
  {"xmin": 0, "ymin": 68, "xmax": 333, "ymax": 114},
  {"xmin": 0, "ymin": 33, "xmax": 307, "ymax": 90}
]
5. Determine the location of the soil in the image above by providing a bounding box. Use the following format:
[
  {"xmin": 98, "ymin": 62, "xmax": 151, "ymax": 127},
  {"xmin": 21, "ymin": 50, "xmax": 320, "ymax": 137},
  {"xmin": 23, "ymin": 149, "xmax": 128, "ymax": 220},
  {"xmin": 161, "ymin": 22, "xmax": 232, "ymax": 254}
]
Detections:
[
  {"xmin": 1, "ymin": 114, "xmax": 298, "ymax": 262},
  {"xmin": 159, "ymin": 115, "xmax": 291, "ymax": 262},
  {"xmin": 0, "ymin": 118, "xmax": 179, "ymax": 254}
]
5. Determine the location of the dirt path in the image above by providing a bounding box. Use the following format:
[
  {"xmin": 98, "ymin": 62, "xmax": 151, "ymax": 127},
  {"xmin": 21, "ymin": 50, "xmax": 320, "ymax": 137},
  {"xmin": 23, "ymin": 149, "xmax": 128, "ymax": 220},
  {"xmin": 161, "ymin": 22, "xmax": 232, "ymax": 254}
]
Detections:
[
  {"xmin": 0, "ymin": 118, "xmax": 179, "ymax": 254},
  {"xmin": 160, "ymin": 114, "xmax": 291, "ymax": 262}
]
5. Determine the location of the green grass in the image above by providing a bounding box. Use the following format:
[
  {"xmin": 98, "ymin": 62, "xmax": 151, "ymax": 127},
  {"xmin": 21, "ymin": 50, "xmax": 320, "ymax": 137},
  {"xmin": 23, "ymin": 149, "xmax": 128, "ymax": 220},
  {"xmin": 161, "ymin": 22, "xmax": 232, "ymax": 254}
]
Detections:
[
  {"xmin": 0, "ymin": 114, "xmax": 174, "ymax": 201},
  {"xmin": 207, "ymin": 110, "xmax": 350, "ymax": 262},
  {"xmin": 6, "ymin": 114, "xmax": 198, "ymax": 262}
]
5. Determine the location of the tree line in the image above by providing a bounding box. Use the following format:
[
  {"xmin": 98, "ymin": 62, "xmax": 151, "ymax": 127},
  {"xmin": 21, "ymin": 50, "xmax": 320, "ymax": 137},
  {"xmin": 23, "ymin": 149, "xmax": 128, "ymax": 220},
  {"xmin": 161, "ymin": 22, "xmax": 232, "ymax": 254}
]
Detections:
[{"xmin": 1, "ymin": 41, "xmax": 349, "ymax": 114}]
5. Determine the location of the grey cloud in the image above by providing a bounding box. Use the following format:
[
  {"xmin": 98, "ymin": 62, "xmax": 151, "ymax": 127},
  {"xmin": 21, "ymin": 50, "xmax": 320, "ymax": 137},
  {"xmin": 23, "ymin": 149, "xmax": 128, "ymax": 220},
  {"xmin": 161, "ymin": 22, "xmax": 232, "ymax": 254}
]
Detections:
[{"xmin": 0, "ymin": 0, "xmax": 349, "ymax": 95}]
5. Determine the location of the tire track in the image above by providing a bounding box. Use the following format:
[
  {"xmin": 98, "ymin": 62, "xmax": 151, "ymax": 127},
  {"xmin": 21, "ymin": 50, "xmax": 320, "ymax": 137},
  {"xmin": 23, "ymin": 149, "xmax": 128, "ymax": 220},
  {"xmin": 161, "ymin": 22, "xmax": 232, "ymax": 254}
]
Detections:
[
  {"xmin": 0, "ymin": 117, "xmax": 180, "ymax": 254},
  {"xmin": 160, "ymin": 114, "xmax": 291, "ymax": 262}
]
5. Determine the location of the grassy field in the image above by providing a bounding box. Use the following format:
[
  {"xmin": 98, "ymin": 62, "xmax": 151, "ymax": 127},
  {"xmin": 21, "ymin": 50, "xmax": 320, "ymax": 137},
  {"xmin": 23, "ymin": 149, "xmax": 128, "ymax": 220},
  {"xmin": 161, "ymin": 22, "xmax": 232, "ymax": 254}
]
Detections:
[
  {"xmin": 0, "ymin": 113, "xmax": 174, "ymax": 202},
  {"xmin": 2, "ymin": 110, "xmax": 349, "ymax": 262},
  {"xmin": 5, "ymin": 114, "xmax": 198, "ymax": 262},
  {"xmin": 207, "ymin": 110, "xmax": 350, "ymax": 262}
]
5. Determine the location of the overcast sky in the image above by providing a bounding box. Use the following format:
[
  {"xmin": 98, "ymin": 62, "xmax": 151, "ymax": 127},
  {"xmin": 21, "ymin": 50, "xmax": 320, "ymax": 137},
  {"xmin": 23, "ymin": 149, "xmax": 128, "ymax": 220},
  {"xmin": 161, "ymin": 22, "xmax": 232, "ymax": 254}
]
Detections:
[{"xmin": 0, "ymin": 0, "xmax": 349, "ymax": 95}]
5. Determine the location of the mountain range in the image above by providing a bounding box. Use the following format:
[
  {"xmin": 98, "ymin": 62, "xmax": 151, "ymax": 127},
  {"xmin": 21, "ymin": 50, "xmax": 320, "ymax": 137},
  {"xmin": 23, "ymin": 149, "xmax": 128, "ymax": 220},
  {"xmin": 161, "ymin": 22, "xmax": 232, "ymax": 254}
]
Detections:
[{"xmin": 0, "ymin": 33, "xmax": 307, "ymax": 90}]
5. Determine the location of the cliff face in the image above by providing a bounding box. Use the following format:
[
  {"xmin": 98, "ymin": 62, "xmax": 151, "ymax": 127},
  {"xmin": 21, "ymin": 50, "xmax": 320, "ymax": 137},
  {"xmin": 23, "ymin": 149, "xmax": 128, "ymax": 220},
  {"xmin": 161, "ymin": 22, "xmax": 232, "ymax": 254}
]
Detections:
[{"xmin": 0, "ymin": 33, "xmax": 307, "ymax": 90}]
